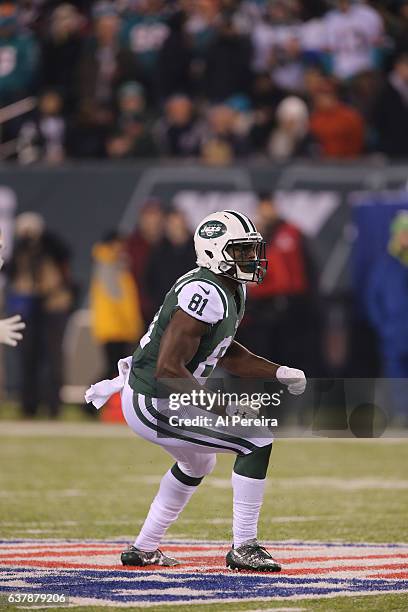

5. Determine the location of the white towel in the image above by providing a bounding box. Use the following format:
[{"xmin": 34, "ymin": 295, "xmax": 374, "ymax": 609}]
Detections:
[{"xmin": 84, "ymin": 356, "xmax": 133, "ymax": 409}]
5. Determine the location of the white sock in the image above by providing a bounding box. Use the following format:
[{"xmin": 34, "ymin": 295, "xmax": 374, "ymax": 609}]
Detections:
[
  {"xmin": 232, "ymin": 471, "xmax": 266, "ymax": 548},
  {"xmin": 135, "ymin": 468, "xmax": 198, "ymax": 552}
]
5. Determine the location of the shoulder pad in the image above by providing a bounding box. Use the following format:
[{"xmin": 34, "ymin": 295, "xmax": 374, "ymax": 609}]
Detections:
[{"xmin": 177, "ymin": 280, "xmax": 228, "ymax": 324}]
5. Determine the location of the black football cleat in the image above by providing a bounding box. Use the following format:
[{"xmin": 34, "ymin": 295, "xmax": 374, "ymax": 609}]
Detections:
[
  {"xmin": 226, "ymin": 539, "xmax": 281, "ymax": 572},
  {"xmin": 121, "ymin": 545, "xmax": 180, "ymax": 567}
]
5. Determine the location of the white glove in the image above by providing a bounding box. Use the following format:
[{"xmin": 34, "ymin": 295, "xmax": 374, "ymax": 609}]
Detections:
[
  {"xmin": 0, "ymin": 315, "xmax": 26, "ymax": 347},
  {"xmin": 276, "ymin": 365, "xmax": 306, "ymax": 395}
]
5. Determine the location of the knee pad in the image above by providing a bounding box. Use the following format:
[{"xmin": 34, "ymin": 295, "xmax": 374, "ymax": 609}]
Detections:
[
  {"xmin": 233, "ymin": 443, "xmax": 272, "ymax": 479},
  {"xmin": 178, "ymin": 453, "xmax": 217, "ymax": 479}
]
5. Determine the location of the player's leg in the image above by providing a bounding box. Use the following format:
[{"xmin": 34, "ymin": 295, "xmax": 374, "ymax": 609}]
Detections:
[
  {"xmin": 125, "ymin": 439, "xmax": 280, "ymax": 571},
  {"xmin": 121, "ymin": 385, "xmax": 279, "ymax": 570},
  {"xmin": 122, "ymin": 447, "xmax": 216, "ymax": 567},
  {"xmin": 121, "ymin": 387, "xmax": 260, "ymax": 455},
  {"xmin": 226, "ymin": 443, "xmax": 281, "ymax": 572},
  {"xmin": 120, "ymin": 385, "xmax": 219, "ymax": 566},
  {"xmin": 232, "ymin": 443, "xmax": 271, "ymax": 545}
]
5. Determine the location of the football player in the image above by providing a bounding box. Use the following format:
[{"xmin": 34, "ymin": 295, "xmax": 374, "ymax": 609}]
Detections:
[
  {"xmin": 0, "ymin": 231, "xmax": 25, "ymax": 347},
  {"xmin": 86, "ymin": 210, "xmax": 306, "ymax": 571}
]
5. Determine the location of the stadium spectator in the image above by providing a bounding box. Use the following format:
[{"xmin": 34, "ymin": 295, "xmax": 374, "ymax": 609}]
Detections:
[
  {"xmin": 251, "ymin": 0, "xmax": 300, "ymax": 75},
  {"xmin": 270, "ymin": 34, "xmax": 306, "ymax": 94},
  {"xmin": 120, "ymin": 0, "xmax": 169, "ymax": 98},
  {"xmin": 90, "ymin": 231, "xmax": 144, "ymax": 380},
  {"xmin": 126, "ymin": 200, "xmax": 165, "ymax": 322},
  {"xmin": 249, "ymin": 72, "xmax": 288, "ymax": 152},
  {"xmin": 154, "ymin": 94, "xmax": 205, "ymax": 157},
  {"xmin": 267, "ymin": 96, "xmax": 316, "ymax": 160},
  {"xmin": 309, "ymin": 82, "xmax": 365, "ymax": 158},
  {"xmin": 252, "ymin": 69, "xmax": 288, "ymax": 113},
  {"xmin": 298, "ymin": 2, "xmax": 328, "ymax": 61},
  {"xmin": 17, "ymin": 90, "xmax": 66, "ymax": 165},
  {"xmin": 6, "ymin": 213, "xmax": 76, "ymax": 418},
  {"xmin": 393, "ymin": 0, "xmax": 408, "ymax": 53},
  {"xmin": 366, "ymin": 211, "xmax": 408, "ymax": 423},
  {"xmin": 373, "ymin": 52, "xmax": 408, "ymax": 158},
  {"xmin": 377, "ymin": 0, "xmax": 408, "ymax": 54},
  {"xmin": 144, "ymin": 208, "xmax": 196, "ymax": 313},
  {"xmin": 72, "ymin": 3, "xmax": 143, "ymax": 158},
  {"xmin": 201, "ymin": 102, "xmax": 251, "ymax": 165},
  {"xmin": 184, "ymin": 0, "xmax": 219, "ymax": 63},
  {"xmin": 239, "ymin": 193, "xmax": 318, "ymax": 373},
  {"xmin": 324, "ymin": 0, "xmax": 384, "ymax": 80},
  {"xmin": 155, "ymin": 10, "xmax": 193, "ymax": 101},
  {"xmin": 0, "ymin": 3, "xmax": 39, "ymax": 107},
  {"xmin": 251, "ymin": 0, "xmax": 325, "ymax": 92},
  {"xmin": 40, "ymin": 3, "xmax": 84, "ymax": 110},
  {"xmin": 347, "ymin": 69, "xmax": 382, "ymax": 128},
  {"xmin": 298, "ymin": 0, "xmax": 328, "ymax": 21},
  {"xmin": 202, "ymin": 12, "xmax": 253, "ymax": 102},
  {"xmin": 106, "ymin": 81, "xmax": 157, "ymax": 158},
  {"xmin": 303, "ymin": 65, "xmax": 329, "ymax": 102}
]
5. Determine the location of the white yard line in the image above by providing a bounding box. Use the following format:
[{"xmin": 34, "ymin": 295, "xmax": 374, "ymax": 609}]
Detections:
[
  {"xmin": 240, "ymin": 609, "xmax": 306, "ymax": 612},
  {"xmin": 1, "ymin": 516, "xmax": 332, "ymax": 528},
  {"xmin": 0, "ymin": 421, "xmax": 134, "ymax": 438},
  {"xmin": 0, "ymin": 421, "xmax": 406, "ymax": 442},
  {"xmin": 129, "ymin": 474, "xmax": 408, "ymax": 490},
  {"xmin": 3, "ymin": 475, "xmax": 408, "ymax": 497},
  {"xmin": 206, "ymin": 476, "xmax": 408, "ymax": 490}
]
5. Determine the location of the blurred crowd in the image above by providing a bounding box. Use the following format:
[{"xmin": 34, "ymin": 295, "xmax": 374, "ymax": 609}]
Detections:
[{"xmin": 1, "ymin": 0, "xmax": 408, "ymax": 163}]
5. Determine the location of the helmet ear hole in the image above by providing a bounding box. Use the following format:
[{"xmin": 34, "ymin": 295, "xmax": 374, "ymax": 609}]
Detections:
[
  {"xmin": 205, "ymin": 250, "xmax": 214, "ymax": 259},
  {"xmin": 219, "ymin": 261, "xmax": 232, "ymax": 272}
]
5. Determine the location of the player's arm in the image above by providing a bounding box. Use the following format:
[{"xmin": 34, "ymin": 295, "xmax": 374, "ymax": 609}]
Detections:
[
  {"xmin": 220, "ymin": 340, "xmax": 306, "ymax": 395},
  {"xmin": 155, "ymin": 279, "xmax": 225, "ymax": 401},
  {"xmin": 156, "ymin": 308, "xmax": 208, "ymax": 386},
  {"xmin": 220, "ymin": 340, "xmax": 280, "ymax": 377}
]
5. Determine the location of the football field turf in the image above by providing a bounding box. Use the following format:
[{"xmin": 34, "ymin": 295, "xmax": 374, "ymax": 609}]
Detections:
[{"xmin": 0, "ymin": 420, "xmax": 407, "ymax": 611}]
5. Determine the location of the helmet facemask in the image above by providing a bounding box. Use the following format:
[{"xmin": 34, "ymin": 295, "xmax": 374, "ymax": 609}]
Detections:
[{"xmin": 220, "ymin": 238, "xmax": 268, "ymax": 284}]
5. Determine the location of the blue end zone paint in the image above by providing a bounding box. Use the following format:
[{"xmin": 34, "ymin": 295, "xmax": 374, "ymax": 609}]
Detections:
[
  {"xmin": 1, "ymin": 540, "xmax": 407, "ymax": 606},
  {"xmin": 1, "ymin": 569, "xmax": 408, "ymax": 604}
]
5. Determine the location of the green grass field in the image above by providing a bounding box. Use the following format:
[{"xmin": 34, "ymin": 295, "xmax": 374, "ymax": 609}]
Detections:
[{"xmin": 1, "ymin": 416, "xmax": 408, "ymax": 611}]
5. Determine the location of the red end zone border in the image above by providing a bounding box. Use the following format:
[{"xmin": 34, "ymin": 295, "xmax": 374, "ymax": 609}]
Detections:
[{"xmin": 0, "ymin": 539, "xmax": 408, "ymax": 607}]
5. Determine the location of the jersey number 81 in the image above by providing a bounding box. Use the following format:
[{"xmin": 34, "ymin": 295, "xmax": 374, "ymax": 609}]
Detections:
[{"xmin": 188, "ymin": 294, "xmax": 208, "ymax": 316}]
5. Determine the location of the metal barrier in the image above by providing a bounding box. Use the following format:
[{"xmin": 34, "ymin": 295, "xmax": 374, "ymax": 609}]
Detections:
[{"xmin": 0, "ymin": 97, "xmax": 37, "ymax": 160}]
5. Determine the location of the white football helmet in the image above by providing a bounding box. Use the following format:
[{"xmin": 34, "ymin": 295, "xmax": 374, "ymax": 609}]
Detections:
[{"xmin": 194, "ymin": 210, "xmax": 267, "ymax": 284}]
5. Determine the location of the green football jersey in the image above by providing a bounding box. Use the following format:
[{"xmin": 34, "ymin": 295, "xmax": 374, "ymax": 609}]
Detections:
[{"xmin": 129, "ymin": 267, "xmax": 246, "ymax": 397}]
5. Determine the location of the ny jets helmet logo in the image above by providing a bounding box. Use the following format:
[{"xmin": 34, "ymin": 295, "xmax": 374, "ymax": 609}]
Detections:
[{"xmin": 198, "ymin": 221, "xmax": 227, "ymax": 239}]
